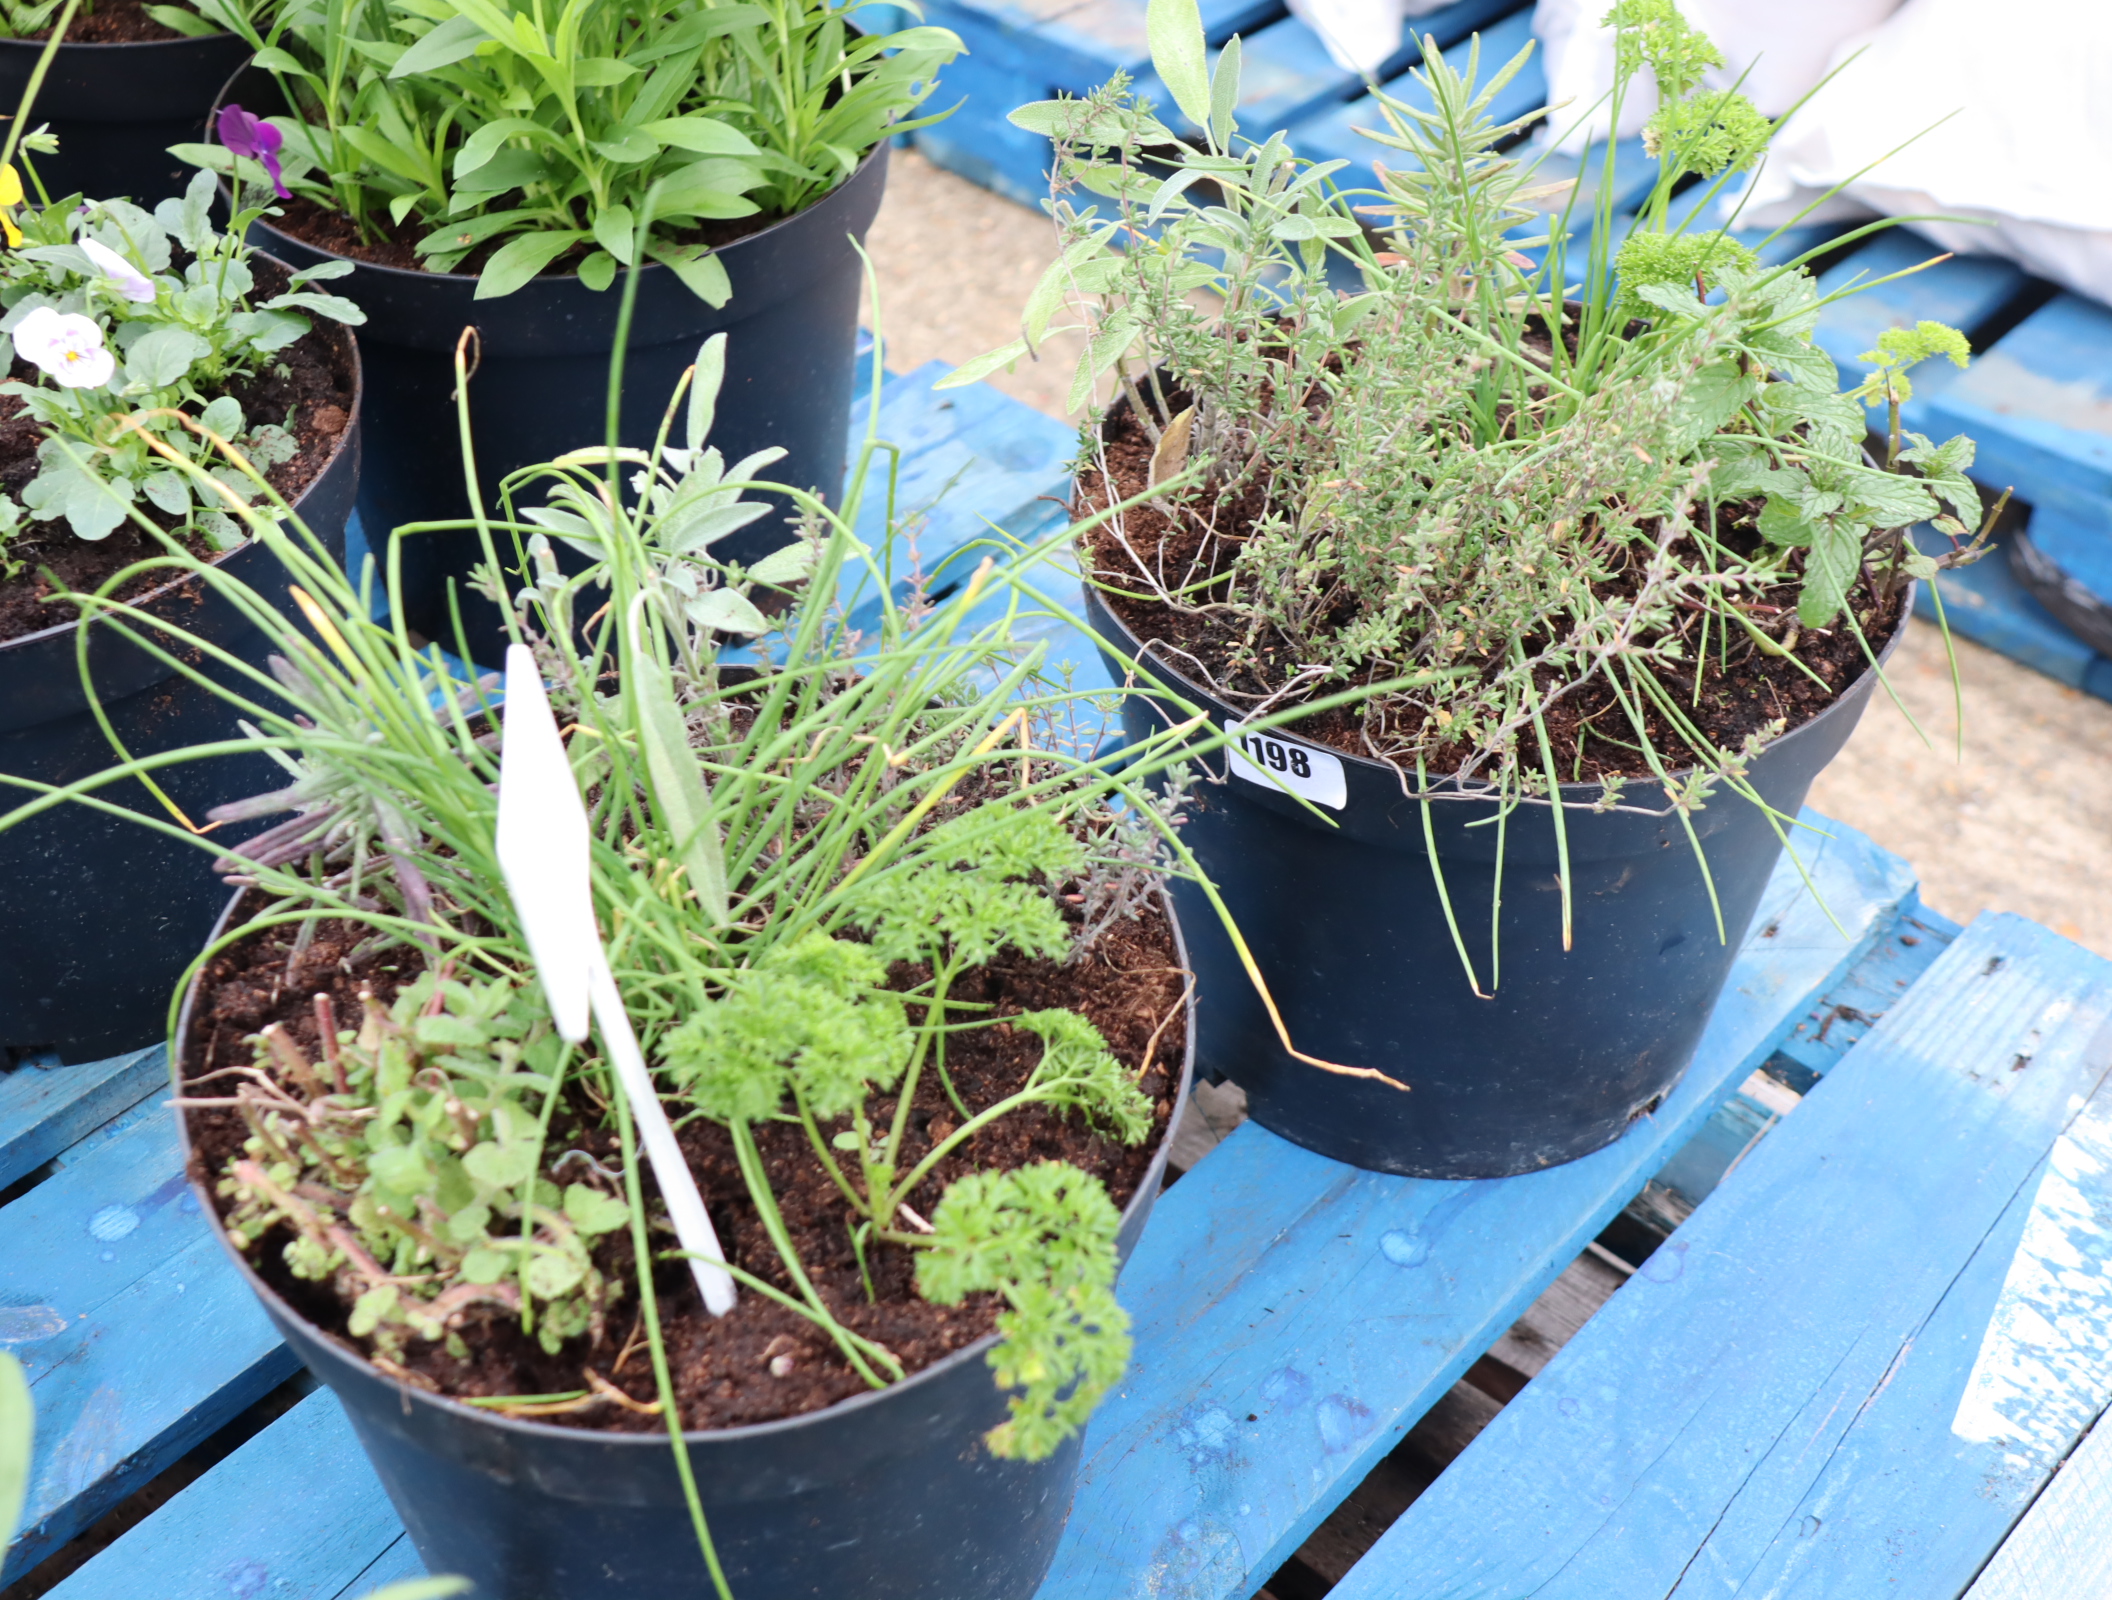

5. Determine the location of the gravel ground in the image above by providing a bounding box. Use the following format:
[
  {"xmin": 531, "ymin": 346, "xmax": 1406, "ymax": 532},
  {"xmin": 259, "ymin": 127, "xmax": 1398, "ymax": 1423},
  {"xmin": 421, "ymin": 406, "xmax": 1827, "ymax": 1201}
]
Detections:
[{"xmin": 862, "ymin": 148, "xmax": 2112, "ymax": 958}]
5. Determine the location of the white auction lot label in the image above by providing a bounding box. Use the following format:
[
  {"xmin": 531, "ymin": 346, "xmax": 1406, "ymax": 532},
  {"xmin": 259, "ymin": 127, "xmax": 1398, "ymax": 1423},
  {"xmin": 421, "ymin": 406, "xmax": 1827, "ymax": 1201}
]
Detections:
[{"xmin": 1225, "ymin": 719, "xmax": 1347, "ymax": 810}]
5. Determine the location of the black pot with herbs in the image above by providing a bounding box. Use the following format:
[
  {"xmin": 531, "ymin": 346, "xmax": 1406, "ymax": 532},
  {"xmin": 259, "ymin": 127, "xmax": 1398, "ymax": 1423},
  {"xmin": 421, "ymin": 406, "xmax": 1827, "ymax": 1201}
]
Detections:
[
  {"xmin": 179, "ymin": 0, "xmax": 961, "ymax": 663},
  {"xmin": 28, "ymin": 331, "xmax": 1237, "ymax": 1595},
  {"xmin": 0, "ymin": 0, "xmax": 250, "ymax": 205},
  {"xmin": 950, "ymin": 0, "xmax": 2005, "ymax": 1175}
]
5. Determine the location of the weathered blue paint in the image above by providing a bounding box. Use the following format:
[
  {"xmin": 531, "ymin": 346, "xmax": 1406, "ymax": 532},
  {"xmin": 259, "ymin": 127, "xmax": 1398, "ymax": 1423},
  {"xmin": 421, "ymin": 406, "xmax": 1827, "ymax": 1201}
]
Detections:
[
  {"xmin": 1330, "ymin": 913, "xmax": 2112, "ymax": 1600},
  {"xmin": 0, "ymin": 1046, "xmax": 164, "ymax": 1191},
  {"xmin": 1926, "ymin": 292, "xmax": 2112, "ymax": 532},
  {"xmin": 1772, "ymin": 890, "xmax": 1962, "ymax": 1080},
  {"xmin": 1968, "ymin": 1405, "xmax": 2112, "ymax": 1599},
  {"xmin": 45, "ymin": 1388, "xmax": 406, "ymax": 1600},
  {"xmin": 0, "ymin": 1108, "xmax": 296, "ymax": 1585},
  {"xmin": 1030, "ymin": 812, "xmax": 1911, "ymax": 1598}
]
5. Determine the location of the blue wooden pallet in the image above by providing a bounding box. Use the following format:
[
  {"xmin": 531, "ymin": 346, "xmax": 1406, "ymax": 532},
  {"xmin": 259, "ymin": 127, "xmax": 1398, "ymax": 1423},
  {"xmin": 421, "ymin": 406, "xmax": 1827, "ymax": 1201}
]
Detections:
[
  {"xmin": 1331, "ymin": 911, "xmax": 2112, "ymax": 1600},
  {"xmin": 914, "ymin": 0, "xmax": 1532, "ymax": 206},
  {"xmin": 911, "ymin": 0, "xmax": 2112, "ymax": 695},
  {"xmin": 8, "ymin": 357, "xmax": 2111, "ymax": 1597}
]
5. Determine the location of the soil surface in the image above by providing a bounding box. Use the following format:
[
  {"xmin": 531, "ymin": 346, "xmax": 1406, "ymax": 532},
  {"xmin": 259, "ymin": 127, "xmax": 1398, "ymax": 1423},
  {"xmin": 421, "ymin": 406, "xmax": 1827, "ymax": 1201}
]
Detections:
[
  {"xmin": 0, "ymin": 257, "xmax": 355, "ymax": 644},
  {"xmin": 180, "ymin": 899, "xmax": 1186, "ymax": 1433},
  {"xmin": 18, "ymin": 0, "xmax": 194, "ymax": 41},
  {"xmin": 1080, "ymin": 401, "xmax": 1907, "ymax": 781},
  {"xmin": 265, "ymin": 191, "xmax": 784, "ymax": 279}
]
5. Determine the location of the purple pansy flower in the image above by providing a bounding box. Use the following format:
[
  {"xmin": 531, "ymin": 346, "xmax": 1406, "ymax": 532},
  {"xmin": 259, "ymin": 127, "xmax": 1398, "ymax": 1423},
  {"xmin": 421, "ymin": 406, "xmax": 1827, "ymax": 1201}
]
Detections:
[{"xmin": 218, "ymin": 104, "xmax": 289, "ymax": 200}]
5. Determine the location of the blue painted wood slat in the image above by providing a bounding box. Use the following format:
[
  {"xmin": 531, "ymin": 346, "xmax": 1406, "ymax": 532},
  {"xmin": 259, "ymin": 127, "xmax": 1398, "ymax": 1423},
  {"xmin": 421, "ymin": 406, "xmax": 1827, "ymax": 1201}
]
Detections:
[
  {"xmin": 1331, "ymin": 911, "xmax": 2112, "ymax": 1600},
  {"xmin": 0, "ymin": 1109, "xmax": 297, "ymax": 1584},
  {"xmin": 1967, "ymin": 1404, "xmax": 2112, "ymax": 1599},
  {"xmin": 1031, "ymin": 812, "xmax": 1912, "ymax": 1598},
  {"xmin": 0, "ymin": 1047, "xmax": 164, "ymax": 1192},
  {"xmin": 1925, "ymin": 292, "xmax": 2112, "ymax": 533},
  {"xmin": 45, "ymin": 1387, "xmax": 408, "ymax": 1600}
]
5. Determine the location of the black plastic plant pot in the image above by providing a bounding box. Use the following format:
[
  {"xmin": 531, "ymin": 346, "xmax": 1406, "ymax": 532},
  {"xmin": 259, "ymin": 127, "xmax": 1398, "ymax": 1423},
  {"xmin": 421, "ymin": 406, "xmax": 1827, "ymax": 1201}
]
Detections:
[
  {"xmin": 0, "ymin": 30, "xmax": 250, "ymax": 204},
  {"xmin": 176, "ymin": 892, "xmax": 1196, "ymax": 1599},
  {"xmin": 1084, "ymin": 586, "xmax": 1906, "ymax": 1179},
  {"xmin": 214, "ymin": 66, "xmax": 887, "ymax": 668},
  {"xmin": 0, "ymin": 325, "xmax": 361, "ymax": 1063}
]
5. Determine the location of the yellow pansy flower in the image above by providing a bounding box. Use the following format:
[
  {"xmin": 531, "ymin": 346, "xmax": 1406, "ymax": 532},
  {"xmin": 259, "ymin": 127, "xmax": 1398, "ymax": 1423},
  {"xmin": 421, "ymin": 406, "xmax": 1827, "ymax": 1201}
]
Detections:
[{"xmin": 0, "ymin": 163, "xmax": 20, "ymax": 247}]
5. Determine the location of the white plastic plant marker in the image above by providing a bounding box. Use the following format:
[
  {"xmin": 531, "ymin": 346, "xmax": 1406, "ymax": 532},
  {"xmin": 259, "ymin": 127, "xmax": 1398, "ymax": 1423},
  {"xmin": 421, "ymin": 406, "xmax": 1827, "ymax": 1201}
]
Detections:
[
  {"xmin": 495, "ymin": 643, "xmax": 738, "ymax": 1317},
  {"xmin": 1224, "ymin": 718, "xmax": 1347, "ymax": 810}
]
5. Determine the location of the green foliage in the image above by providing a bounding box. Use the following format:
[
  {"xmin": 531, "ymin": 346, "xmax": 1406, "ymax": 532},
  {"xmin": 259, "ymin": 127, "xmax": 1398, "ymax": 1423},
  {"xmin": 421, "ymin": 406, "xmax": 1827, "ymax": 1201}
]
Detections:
[
  {"xmin": 859, "ymin": 807, "xmax": 1083, "ymax": 968},
  {"xmin": 1604, "ymin": 0, "xmax": 1717, "ymax": 99},
  {"xmin": 1610, "ymin": 227, "xmax": 1755, "ymax": 325},
  {"xmin": 1010, "ymin": 1008, "xmax": 1154, "ymax": 1144},
  {"xmin": 0, "ymin": 1351, "xmax": 27, "ymax": 1554},
  {"xmin": 179, "ymin": 0, "xmax": 961, "ymax": 299},
  {"xmin": 216, "ymin": 969, "xmax": 634, "ymax": 1357},
  {"xmin": 1851, "ymin": 319, "xmax": 1973, "ymax": 408},
  {"xmin": 30, "ymin": 320, "xmax": 1227, "ymax": 1472},
  {"xmin": 1643, "ymin": 87, "xmax": 1771, "ymax": 179},
  {"xmin": 0, "ymin": 0, "xmax": 67, "ymax": 37},
  {"xmin": 968, "ymin": 0, "xmax": 1994, "ymax": 848},
  {"xmin": 662, "ymin": 932, "xmax": 910, "ymax": 1121},
  {"xmin": 916, "ymin": 1162, "xmax": 1130, "ymax": 1460},
  {"xmin": 0, "ymin": 172, "xmax": 363, "ymax": 551}
]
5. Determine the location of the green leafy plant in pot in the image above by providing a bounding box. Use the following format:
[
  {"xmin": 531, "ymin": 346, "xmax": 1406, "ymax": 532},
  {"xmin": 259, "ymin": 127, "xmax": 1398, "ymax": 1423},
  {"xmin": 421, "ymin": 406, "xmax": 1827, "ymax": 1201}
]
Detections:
[
  {"xmin": 0, "ymin": 137, "xmax": 363, "ymax": 1063},
  {"xmin": 9, "ymin": 247, "xmax": 1340, "ymax": 1592},
  {"xmin": 956, "ymin": 0, "xmax": 2006, "ymax": 1176},
  {"xmin": 0, "ymin": 0, "xmax": 255, "ymax": 205},
  {"xmin": 177, "ymin": 0, "xmax": 961, "ymax": 661}
]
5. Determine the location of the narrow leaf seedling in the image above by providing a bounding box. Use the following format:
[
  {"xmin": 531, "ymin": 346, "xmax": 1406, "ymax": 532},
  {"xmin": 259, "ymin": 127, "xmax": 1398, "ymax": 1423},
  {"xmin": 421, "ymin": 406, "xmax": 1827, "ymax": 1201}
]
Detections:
[{"xmin": 496, "ymin": 641, "xmax": 737, "ymax": 1317}]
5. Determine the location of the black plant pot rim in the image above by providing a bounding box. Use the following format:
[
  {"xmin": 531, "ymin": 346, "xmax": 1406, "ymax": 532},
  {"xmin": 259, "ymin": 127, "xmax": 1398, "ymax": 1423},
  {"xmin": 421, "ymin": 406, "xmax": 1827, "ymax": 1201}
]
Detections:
[
  {"xmin": 174, "ymin": 883, "xmax": 1197, "ymax": 1451},
  {"xmin": 206, "ymin": 75, "xmax": 889, "ymax": 297},
  {"xmin": 1082, "ymin": 571, "xmax": 1915, "ymax": 804},
  {"xmin": 0, "ymin": 272, "xmax": 363, "ymax": 659},
  {"xmin": 0, "ymin": 29, "xmax": 234, "ymax": 51}
]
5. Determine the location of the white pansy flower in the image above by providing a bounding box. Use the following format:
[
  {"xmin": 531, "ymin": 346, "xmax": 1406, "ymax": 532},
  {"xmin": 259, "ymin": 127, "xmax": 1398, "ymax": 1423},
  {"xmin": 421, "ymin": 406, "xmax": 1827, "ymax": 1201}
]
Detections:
[
  {"xmin": 13, "ymin": 305, "xmax": 115, "ymax": 389},
  {"xmin": 78, "ymin": 238, "xmax": 155, "ymax": 304}
]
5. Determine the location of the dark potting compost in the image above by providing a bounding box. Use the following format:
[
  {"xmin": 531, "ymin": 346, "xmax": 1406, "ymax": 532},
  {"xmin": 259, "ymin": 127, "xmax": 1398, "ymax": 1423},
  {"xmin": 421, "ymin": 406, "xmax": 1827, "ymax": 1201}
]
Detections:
[
  {"xmin": 19, "ymin": 0, "xmax": 194, "ymax": 41},
  {"xmin": 213, "ymin": 67, "xmax": 887, "ymax": 667},
  {"xmin": 0, "ymin": 292, "xmax": 359, "ymax": 1062},
  {"xmin": 1082, "ymin": 402, "xmax": 1909, "ymax": 778},
  {"xmin": 182, "ymin": 898, "xmax": 1184, "ymax": 1423},
  {"xmin": 1079, "ymin": 404, "xmax": 1907, "ymax": 1180},
  {"xmin": 176, "ymin": 892, "xmax": 1191, "ymax": 1599}
]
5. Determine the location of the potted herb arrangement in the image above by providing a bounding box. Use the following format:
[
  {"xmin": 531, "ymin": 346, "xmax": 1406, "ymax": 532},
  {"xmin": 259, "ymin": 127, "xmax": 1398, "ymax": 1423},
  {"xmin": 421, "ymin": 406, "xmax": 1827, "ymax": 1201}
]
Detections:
[
  {"xmin": 67, "ymin": 293, "xmax": 1236, "ymax": 1594},
  {"xmin": 0, "ymin": 0, "xmax": 251, "ymax": 203},
  {"xmin": 176, "ymin": 0, "xmax": 961, "ymax": 661},
  {"xmin": 957, "ymin": 0, "xmax": 2003, "ymax": 1176},
  {"xmin": 0, "ymin": 162, "xmax": 362, "ymax": 1061}
]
